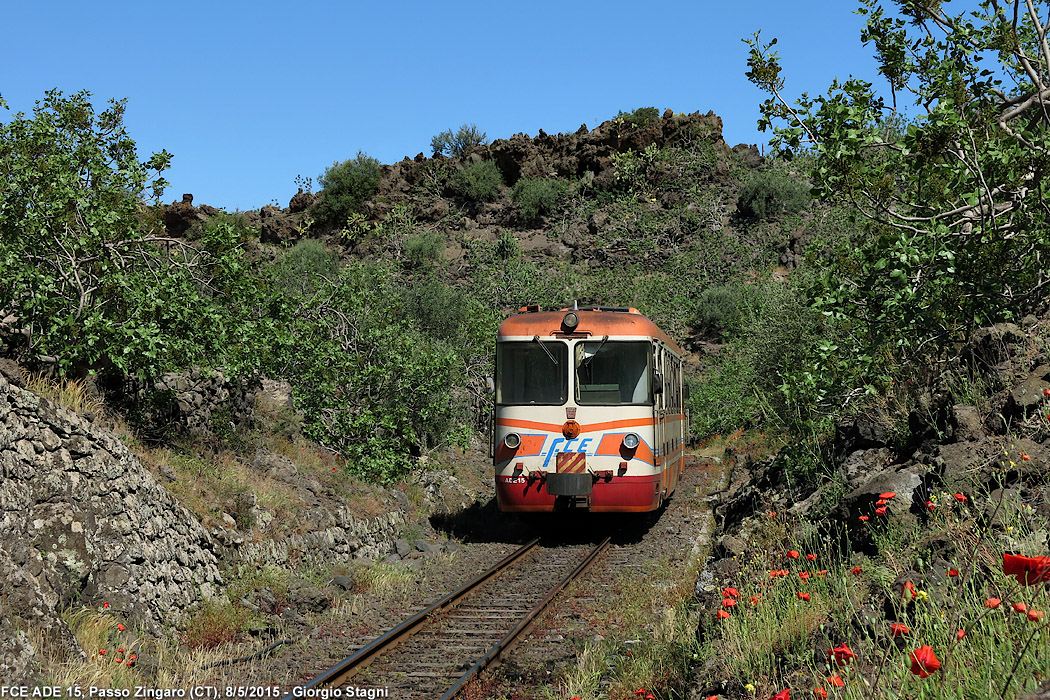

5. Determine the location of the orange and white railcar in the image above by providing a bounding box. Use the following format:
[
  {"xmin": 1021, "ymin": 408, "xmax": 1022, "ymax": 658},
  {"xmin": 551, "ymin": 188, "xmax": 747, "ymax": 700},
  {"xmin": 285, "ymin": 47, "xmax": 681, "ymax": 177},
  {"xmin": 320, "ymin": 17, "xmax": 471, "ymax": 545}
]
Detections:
[{"xmin": 492, "ymin": 305, "xmax": 687, "ymax": 513}]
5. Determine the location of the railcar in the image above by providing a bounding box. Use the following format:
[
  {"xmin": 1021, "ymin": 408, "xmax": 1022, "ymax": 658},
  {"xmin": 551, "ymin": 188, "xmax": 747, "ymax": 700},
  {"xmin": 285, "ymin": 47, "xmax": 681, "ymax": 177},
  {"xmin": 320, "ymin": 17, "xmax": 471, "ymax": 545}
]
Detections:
[{"xmin": 492, "ymin": 304, "xmax": 687, "ymax": 513}]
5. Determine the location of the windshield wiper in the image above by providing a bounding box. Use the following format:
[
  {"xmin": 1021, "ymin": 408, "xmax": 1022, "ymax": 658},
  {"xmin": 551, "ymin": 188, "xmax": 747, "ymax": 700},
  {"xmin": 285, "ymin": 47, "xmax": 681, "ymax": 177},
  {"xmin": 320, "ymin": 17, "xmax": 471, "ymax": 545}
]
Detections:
[
  {"xmin": 533, "ymin": 335, "xmax": 559, "ymax": 365},
  {"xmin": 582, "ymin": 335, "xmax": 610, "ymax": 366}
]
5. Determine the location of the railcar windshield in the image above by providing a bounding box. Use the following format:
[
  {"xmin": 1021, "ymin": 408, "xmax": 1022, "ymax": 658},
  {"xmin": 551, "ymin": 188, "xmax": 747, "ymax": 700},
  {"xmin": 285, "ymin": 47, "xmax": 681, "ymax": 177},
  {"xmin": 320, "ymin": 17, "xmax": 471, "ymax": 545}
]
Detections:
[
  {"xmin": 575, "ymin": 340, "xmax": 651, "ymax": 405},
  {"xmin": 496, "ymin": 341, "xmax": 568, "ymax": 405}
]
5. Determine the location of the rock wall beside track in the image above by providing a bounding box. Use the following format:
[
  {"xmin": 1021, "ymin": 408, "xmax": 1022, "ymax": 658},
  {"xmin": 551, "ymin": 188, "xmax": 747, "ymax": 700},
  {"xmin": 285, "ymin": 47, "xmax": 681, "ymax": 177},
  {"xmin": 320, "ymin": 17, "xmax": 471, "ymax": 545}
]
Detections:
[{"xmin": 0, "ymin": 374, "xmax": 224, "ymax": 683}]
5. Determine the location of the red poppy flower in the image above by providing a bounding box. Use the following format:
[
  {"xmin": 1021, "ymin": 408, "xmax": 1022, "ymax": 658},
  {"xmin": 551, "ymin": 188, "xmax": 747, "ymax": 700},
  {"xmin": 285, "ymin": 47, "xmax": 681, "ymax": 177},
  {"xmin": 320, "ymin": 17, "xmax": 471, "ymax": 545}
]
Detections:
[
  {"xmin": 909, "ymin": 646, "xmax": 941, "ymax": 678},
  {"xmin": 875, "ymin": 507, "xmax": 887, "ymax": 516},
  {"xmin": 722, "ymin": 598, "xmax": 738, "ymax": 608},
  {"xmin": 947, "ymin": 569, "xmax": 959, "ymax": 577},
  {"xmin": 769, "ymin": 511, "xmax": 777, "ymax": 518},
  {"xmin": 954, "ymin": 493, "xmax": 967, "ymax": 503},
  {"xmin": 890, "ymin": 622, "xmax": 909, "ymax": 636},
  {"xmin": 750, "ymin": 595, "xmax": 762, "ymax": 605},
  {"xmin": 813, "ymin": 690, "xmax": 827, "ymax": 700},
  {"xmin": 723, "ymin": 586, "xmax": 740, "ymax": 598},
  {"xmin": 1002, "ymin": 553, "xmax": 1050, "ymax": 585},
  {"xmin": 985, "ymin": 597, "xmax": 1002, "ymax": 609},
  {"xmin": 647, "ymin": 695, "xmax": 655, "ymax": 700},
  {"xmin": 826, "ymin": 675, "xmax": 845, "ymax": 688},
  {"xmin": 717, "ymin": 609, "xmax": 731, "ymax": 619},
  {"xmin": 771, "ymin": 691, "xmax": 790, "ymax": 700},
  {"xmin": 129, "ymin": 654, "xmax": 136, "ymax": 661},
  {"xmin": 876, "ymin": 498, "xmax": 887, "ymax": 506},
  {"xmin": 788, "ymin": 550, "xmax": 801, "ymax": 559},
  {"xmin": 1012, "ymin": 602, "xmax": 1028, "ymax": 614},
  {"xmin": 956, "ymin": 628, "xmax": 966, "ymax": 640},
  {"xmin": 102, "ymin": 602, "xmax": 110, "ymax": 609},
  {"xmin": 926, "ymin": 501, "xmax": 935, "ymax": 511},
  {"xmin": 902, "ymin": 580, "xmax": 917, "ymax": 601},
  {"xmin": 1021, "ymin": 454, "xmax": 1031, "ymax": 461},
  {"xmin": 850, "ymin": 566, "xmax": 862, "ymax": 575},
  {"xmin": 858, "ymin": 515, "xmax": 869, "ymax": 522},
  {"xmin": 634, "ymin": 690, "xmax": 646, "ymax": 696},
  {"xmin": 799, "ymin": 571, "xmax": 811, "ymax": 581},
  {"xmin": 806, "ymin": 553, "xmax": 817, "ymax": 561},
  {"xmin": 116, "ymin": 623, "xmax": 125, "ymax": 632},
  {"xmin": 98, "ymin": 649, "xmax": 105, "ymax": 656},
  {"xmin": 797, "ymin": 591, "xmax": 811, "ymax": 601},
  {"xmin": 1044, "ymin": 387, "xmax": 1050, "ymax": 397},
  {"xmin": 1027, "ymin": 609, "xmax": 1045, "ymax": 622},
  {"xmin": 879, "ymin": 492, "xmax": 896, "ymax": 499},
  {"xmin": 829, "ymin": 644, "xmax": 856, "ymax": 666},
  {"xmin": 816, "ymin": 570, "xmax": 828, "ymax": 577}
]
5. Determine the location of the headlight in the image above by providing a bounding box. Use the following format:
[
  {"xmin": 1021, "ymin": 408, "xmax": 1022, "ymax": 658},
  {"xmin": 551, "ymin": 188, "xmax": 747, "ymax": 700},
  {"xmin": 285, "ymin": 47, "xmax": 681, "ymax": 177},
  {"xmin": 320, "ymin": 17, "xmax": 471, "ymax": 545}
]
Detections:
[
  {"xmin": 562, "ymin": 312, "xmax": 579, "ymax": 330},
  {"xmin": 504, "ymin": 433, "xmax": 522, "ymax": 449},
  {"xmin": 622, "ymin": 433, "xmax": 640, "ymax": 449}
]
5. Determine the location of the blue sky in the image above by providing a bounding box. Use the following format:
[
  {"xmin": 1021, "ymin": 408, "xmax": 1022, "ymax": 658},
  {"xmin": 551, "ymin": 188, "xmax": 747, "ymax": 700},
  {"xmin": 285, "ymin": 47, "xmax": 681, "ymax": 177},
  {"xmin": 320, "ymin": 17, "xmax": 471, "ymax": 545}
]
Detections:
[{"xmin": 2, "ymin": 1, "xmax": 885, "ymax": 212}]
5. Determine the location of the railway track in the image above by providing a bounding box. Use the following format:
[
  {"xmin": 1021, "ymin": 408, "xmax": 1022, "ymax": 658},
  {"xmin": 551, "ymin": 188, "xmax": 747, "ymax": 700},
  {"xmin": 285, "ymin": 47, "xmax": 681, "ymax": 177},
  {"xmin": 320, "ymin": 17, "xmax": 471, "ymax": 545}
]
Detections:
[{"xmin": 286, "ymin": 536, "xmax": 611, "ymax": 699}]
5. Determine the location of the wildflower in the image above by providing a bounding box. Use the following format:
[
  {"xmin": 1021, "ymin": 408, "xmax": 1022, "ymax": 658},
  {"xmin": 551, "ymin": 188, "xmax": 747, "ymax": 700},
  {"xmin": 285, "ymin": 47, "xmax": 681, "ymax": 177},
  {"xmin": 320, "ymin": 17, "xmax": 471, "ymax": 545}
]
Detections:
[
  {"xmin": 1002, "ymin": 553, "xmax": 1050, "ymax": 585},
  {"xmin": 858, "ymin": 515, "xmax": 869, "ymax": 522},
  {"xmin": 769, "ymin": 511, "xmax": 777, "ymax": 518},
  {"xmin": 647, "ymin": 695, "xmax": 655, "ymax": 700},
  {"xmin": 1012, "ymin": 602, "xmax": 1028, "ymax": 614},
  {"xmin": 634, "ymin": 690, "xmax": 646, "ymax": 696},
  {"xmin": 749, "ymin": 595, "xmax": 762, "ymax": 605},
  {"xmin": 717, "ymin": 609, "xmax": 731, "ymax": 619},
  {"xmin": 915, "ymin": 589, "xmax": 929, "ymax": 602},
  {"xmin": 926, "ymin": 501, "xmax": 935, "ymax": 511},
  {"xmin": 806, "ymin": 553, "xmax": 817, "ymax": 561},
  {"xmin": 771, "ymin": 691, "xmax": 790, "ymax": 700},
  {"xmin": 954, "ymin": 493, "xmax": 967, "ymax": 503},
  {"xmin": 1021, "ymin": 454, "xmax": 1031, "ymax": 461},
  {"xmin": 850, "ymin": 566, "xmax": 862, "ymax": 575},
  {"xmin": 722, "ymin": 598, "xmax": 738, "ymax": 608},
  {"xmin": 115, "ymin": 657, "xmax": 123, "ymax": 664},
  {"xmin": 116, "ymin": 623, "xmax": 125, "ymax": 632},
  {"xmin": 956, "ymin": 628, "xmax": 966, "ymax": 640},
  {"xmin": 890, "ymin": 622, "xmax": 909, "ymax": 636},
  {"xmin": 827, "ymin": 675, "xmax": 845, "ymax": 688},
  {"xmin": 799, "ymin": 571, "xmax": 811, "ymax": 581},
  {"xmin": 125, "ymin": 660, "xmax": 132, "ymax": 667},
  {"xmin": 102, "ymin": 602, "xmax": 110, "ymax": 609},
  {"xmin": 876, "ymin": 498, "xmax": 888, "ymax": 506},
  {"xmin": 875, "ymin": 507, "xmax": 887, "ymax": 516},
  {"xmin": 813, "ymin": 691, "xmax": 827, "ymax": 700},
  {"xmin": 118, "ymin": 648, "xmax": 125, "ymax": 654},
  {"xmin": 788, "ymin": 550, "xmax": 800, "ymax": 559},
  {"xmin": 1044, "ymin": 387, "xmax": 1050, "ymax": 398},
  {"xmin": 985, "ymin": 598, "xmax": 1002, "ymax": 609},
  {"xmin": 829, "ymin": 644, "xmax": 856, "ymax": 666},
  {"xmin": 902, "ymin": 580, "xmax": 917, "ymax": 602},
  {"xmin": 797, "ymin": 591, "xmax": 811, "ymax": 601},
  {"xmin": 1027, "ymin": 609, "xmax": 1045, "ymax": 622},
  {"xmin": 909, "ymin": 646, "xmax": 941, "ymax": 678},
  {"xmin": 744, "ymin": 685, "xmax": 756, "ymax": 694},
  {"xmin": 723, "ymin": 586, "xmax": 740, "ymax": 598},
  {"xmin": 816, "ymin": 570, "xmax": 828, "ymax": 577},
  {"xmin": 948, "ymin": 569, "xmax": 960, "ymax": 577},
  {"xmin": 129, "ymin": 654, "xmax": 136, "ymax": 661},
  {"xmin": 99, "ymin": 649, "xmax": 105, "ymax": 656},
  {"xmin": 879, "ymin": 492, "xmax": 896, "ymax": 499}
]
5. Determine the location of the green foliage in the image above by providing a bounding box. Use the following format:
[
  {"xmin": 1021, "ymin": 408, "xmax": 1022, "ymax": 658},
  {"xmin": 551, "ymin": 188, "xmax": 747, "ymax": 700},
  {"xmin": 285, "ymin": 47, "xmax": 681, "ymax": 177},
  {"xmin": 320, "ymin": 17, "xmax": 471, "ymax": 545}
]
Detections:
[
  {"xmin": 615, "ymin": 106, "xmax": 661, "ymax": 128},
  {"xmin": 314, "ymin": 151, "xmax": 381, "ymax": 227},
  {"xmin": 403, "ymin": 231, "xmax": 445, "ymax": 270},
  {"xmin": 402, "ymin": 278, "xmax": 468, "ymax": 342},
  {"xmin": 736, "ymin": 169, "xmax": 811, "ymax": 220},
  {"xmin": 448, "ymin": 160, "xmax": 503, "ymax": 202},
  {"xmin": 511, "ymin": 177, "xmax": 569, "ymax": 222},
  {"xmin": 182, "ymin": 599, "xmax": 248, "ymax": 649},
  {"xmin": 694, "ymin": 283, "xmax": 754, "ymax": 335},
  {"xmin": 272, "ymin": 239, "xmax": 339, "ymax": 299},
  {"xmin": 431, "ymin": 123, "xmax": 488, "ymax": 157}
]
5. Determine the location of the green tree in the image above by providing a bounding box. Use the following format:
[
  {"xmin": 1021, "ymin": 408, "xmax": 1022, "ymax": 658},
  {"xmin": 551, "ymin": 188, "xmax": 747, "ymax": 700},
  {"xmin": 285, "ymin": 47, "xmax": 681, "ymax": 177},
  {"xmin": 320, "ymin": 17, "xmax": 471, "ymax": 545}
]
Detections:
[
  {"xmin": 314, "ymin": 151, "xmax": 381, "ymax": 227},
  {"xmin": 431, "ymin": 123, "xmax": 488, "ymax": 157},
  {"xmin": 744, "ymin": 1, "xmax": 1050, "ymax": 364}
]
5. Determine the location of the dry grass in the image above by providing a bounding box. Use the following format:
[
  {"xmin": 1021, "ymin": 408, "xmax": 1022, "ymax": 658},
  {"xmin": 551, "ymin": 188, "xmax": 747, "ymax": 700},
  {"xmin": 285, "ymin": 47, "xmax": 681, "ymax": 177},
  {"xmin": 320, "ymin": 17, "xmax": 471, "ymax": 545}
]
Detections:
[{"xmin": 25, "ymin": 372, "xmax": 107, "ymax": 418}]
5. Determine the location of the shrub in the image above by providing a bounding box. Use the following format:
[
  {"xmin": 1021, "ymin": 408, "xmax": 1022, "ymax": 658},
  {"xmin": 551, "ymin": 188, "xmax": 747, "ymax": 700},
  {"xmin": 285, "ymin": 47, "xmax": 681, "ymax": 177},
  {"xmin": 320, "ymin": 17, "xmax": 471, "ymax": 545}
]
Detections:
[
  {"xmin": 615, "ymin": 106, "xmax": 661, "ymax": 128},
  {"xmin": 314, "ymin": 152, "xmax": 381, "ymax": 227},
  {"xmin": 695, "ymin": 283, "xmax": 755, "ymax": 335},
  {"xmin": 403, "ymin": 278, "xmax": 467, "ymax": 342},
  {"xmin": 431, "ymin": 123, "xmax": 488, "ymax": 157},
  {"xmin": 449, "ymin": 160, "xmax": 503, "ymax": 202},
  {"xmin": 737, "ymin": 169, "xmax": 811, "ymax": 220},
  {"xmin": 403, "ymin": 231, "xmax": 445, "ymax": 270},
  {"xmin": 272, "ymin": 239, "xmax": 339, "ymax": 298},
  {"xmin": 511, "ymin": 177, "xmax": 569, "ymax": 222},
  {"xmin": 182, "ymin": 600, "xmax": 248, "ymax": 649}
]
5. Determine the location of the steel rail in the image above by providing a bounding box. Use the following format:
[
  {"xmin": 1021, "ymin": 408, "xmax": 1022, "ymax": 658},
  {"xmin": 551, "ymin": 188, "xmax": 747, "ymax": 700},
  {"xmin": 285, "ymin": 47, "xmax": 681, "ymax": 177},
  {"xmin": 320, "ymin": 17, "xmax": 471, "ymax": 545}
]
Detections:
[
  {"xmin": 285, "ymin": 537, "xmax": 540, "ymax": 697},
  {"xmin": 439, "ymin": 536, "xmax": 612, "ymax": 700}
]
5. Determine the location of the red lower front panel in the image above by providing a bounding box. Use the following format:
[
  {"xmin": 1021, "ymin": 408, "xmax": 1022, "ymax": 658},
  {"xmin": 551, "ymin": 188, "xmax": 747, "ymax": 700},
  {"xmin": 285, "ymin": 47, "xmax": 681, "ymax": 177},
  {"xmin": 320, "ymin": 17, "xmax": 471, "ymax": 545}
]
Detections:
[{"xmin": 496, "ymin": 474, "xmax": 661, "ymax": 512}]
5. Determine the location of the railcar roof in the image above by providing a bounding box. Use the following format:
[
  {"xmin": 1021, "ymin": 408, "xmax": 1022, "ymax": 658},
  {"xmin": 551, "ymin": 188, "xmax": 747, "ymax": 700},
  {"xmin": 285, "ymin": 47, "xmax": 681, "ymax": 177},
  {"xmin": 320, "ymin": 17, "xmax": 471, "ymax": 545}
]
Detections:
[{"xmin": 497, "ymin": 307, "xmax": 683, "ymax": 355}]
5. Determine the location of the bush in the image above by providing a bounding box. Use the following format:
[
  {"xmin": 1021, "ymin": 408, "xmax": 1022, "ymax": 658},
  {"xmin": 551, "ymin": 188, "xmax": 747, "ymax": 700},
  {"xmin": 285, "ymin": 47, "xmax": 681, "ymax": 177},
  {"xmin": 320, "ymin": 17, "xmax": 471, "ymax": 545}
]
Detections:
[
  {"xmin": 403, "ymin": 278, "xmax": 468, "ymax": 342},
  {"xmin": 737, "ymin": 169, "xmax": 811, "ymax": 220},
  {"xmin": 403, "ymin": 231, "xmax": 445, "ymax": 270},
  {"xmin": 182, "ymin": 600, "xmax": 248, "ymax": 649},
  {"xmin": 431, "ymin": 123, "xmax": 488, "ymax": 157},
  {"xmin": 272, "ymin": 239, "xmax": 339, "ymax": 298},
  {"xmin": 449, "ymin": 160, "xmax": 503, "ymax": 202},
  {"xmin": 511, "ymin": 177, "xmax": 569, "ymax": 222},
  {"xmin": 616, "ymin": 106, "xmax": 661, "ymax": 128},
  {"xmin": 695, "ymin": 283, "xmax": 755, "ymax": 335},
  {"xmin": 314, "ymin": 152, "xmax": 381, "ymax": 227}
]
